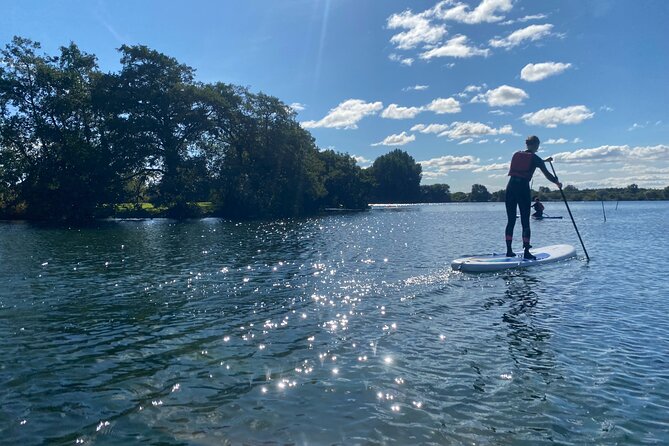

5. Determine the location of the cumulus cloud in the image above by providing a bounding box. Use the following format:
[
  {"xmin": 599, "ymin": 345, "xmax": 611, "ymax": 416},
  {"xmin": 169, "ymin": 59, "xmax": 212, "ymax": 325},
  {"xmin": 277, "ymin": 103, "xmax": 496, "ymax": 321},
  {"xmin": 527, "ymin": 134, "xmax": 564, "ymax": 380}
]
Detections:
[
  {"xmin": 301, "ymin": 99, "xmax": 383, "ymax": 129},
  {"xmin": 432, "ymin": 0, "xmax": 513, "ymax": 24},
  {"xmin": 371, "ymin": 131, "xmax": 416, "ymax": 146},
  {"xmin": 458, "ymin": 138, "xmax": 475, "ymax": 145},
  {"xmin": 420, "ymin": 35, "xmax": 490, "ymax": 59},
  {"xmin": 552, "ymin": 145, "xmax": 669, "ymax": 164},
  {"xmin": 521, "ymin": 62, "xmax": 572, "ymax": 82},
  {"xmin": 473, "ymin": 162, "xmax": 509, "ymax": 172},
  {"xmin": 389, "ymin": 53, "xmax": 414, "ymax": 66},
  {"xmin": 381, "ymin": 104, "xmax": 423, "ymax": 119},
  {"xmin": 413, "ymin": 121, "xmax": 514, "ymax": 140},
  {"xmin": 421, "ymin": 154, "xmax": 480, "ymax": 171},
  {"xmin": 353, "ymin": 155, "xmax": 372, "ymax": 167},
  {"xmin": 411, "ymin": 123, "xmax": 450, "ymax": 134},
  {"xmin": 489, "ymin": 24, "xmax": 554, "ymax": 49},
  {"xmin": 289, "ymin": 102, "xmax": 306, "ymax": 112},
  {"xmin": 471, "ymin": 85, "xmax": 528, "ymax": 107},
  {"xmin": 522, "ymin": 105, "xmax": 594, "ymax": 127},
  {"xmin": 387, "ymin": 9, "xmax": 447, "ymax": 50},
  {"xmin": 424, "ymin": 97, "xmax": 462, "ymax": 114}
]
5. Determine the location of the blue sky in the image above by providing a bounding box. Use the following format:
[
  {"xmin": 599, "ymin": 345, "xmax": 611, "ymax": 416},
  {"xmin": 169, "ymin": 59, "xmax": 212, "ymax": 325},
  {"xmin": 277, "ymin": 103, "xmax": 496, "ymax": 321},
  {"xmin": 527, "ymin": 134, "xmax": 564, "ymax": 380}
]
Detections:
[{"xmin": 2, "ymin": 0, "xmax": 668, "ymax": 192}]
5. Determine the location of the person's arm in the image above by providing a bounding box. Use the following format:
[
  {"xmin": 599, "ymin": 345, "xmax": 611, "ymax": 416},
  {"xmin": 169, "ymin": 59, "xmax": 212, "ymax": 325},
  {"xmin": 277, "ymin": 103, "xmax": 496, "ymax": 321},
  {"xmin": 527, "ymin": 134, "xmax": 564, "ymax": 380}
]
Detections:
[{"xmin": 535, "ymin": 156, "xmax": 562, "ymax": 188}]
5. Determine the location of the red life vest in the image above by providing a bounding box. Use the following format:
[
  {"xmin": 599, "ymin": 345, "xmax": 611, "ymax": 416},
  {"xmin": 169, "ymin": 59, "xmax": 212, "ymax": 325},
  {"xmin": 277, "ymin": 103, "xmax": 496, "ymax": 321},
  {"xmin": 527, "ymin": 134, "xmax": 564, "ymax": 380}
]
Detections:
[{"xmin": 508, "ymin": 151, "xmax": 534, "ymax": 179}]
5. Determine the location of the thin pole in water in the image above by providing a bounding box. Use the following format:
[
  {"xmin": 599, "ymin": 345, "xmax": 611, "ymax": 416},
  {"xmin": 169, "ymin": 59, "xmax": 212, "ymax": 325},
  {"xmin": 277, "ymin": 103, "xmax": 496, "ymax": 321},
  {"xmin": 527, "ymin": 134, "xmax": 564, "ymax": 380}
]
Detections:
[
  {"xmin": 616, "ymin": 201, "xmax": 619, "ymax": 210},
  {"xmin": 601, "ymin": 200, "xmax": 606, "ymax": 222},
  {"xmin": 548, "ymin": 160, "xmax": 590, "ymax": 261}
]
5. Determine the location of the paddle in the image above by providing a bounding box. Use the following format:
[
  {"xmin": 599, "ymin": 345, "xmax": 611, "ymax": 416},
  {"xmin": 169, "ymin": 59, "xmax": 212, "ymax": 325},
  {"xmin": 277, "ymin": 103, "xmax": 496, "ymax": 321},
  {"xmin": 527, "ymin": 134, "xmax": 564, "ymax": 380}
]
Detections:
[{"xmin": 548, "ymin": 160, "xmax": 590, "ymax": 261}]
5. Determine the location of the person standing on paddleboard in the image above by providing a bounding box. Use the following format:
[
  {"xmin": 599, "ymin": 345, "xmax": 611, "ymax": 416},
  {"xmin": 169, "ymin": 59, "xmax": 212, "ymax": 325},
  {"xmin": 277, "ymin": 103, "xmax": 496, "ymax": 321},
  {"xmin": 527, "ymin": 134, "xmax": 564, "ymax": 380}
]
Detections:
[{"xmin": 505, "ymin": 136, "xmax": 561, "ymax": 259}]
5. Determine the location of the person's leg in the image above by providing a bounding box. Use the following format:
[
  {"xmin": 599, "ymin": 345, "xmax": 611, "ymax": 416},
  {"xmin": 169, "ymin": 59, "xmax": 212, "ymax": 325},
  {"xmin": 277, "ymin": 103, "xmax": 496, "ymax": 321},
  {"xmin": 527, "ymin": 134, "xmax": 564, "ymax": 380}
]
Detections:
[
  {"xmin": 504, "ymin": 185, "xmax": 518, "ymax": 257},
  {"xmin": 518, "ymin": 185, "xmax": 535, "ymax": 259}
]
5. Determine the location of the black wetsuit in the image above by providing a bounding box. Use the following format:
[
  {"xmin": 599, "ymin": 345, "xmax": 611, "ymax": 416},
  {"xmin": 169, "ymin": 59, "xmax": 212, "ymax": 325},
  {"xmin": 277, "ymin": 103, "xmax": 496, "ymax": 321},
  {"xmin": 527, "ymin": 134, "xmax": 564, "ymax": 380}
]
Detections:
[
  {"xmin": 505, "ymin": 151, "xmax": 558, "ymax": 249},
  {"xmin": 531, "ymin": 201, "xmax": 544, "ymax": 218}
]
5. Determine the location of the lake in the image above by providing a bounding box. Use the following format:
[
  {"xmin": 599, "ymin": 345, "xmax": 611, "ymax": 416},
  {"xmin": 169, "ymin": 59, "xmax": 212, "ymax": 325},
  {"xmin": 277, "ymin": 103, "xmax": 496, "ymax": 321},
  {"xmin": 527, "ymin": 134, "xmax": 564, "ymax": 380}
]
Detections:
[{"xmin": 1, "ymin": 201, "xmax": 668, "ymax": 445}]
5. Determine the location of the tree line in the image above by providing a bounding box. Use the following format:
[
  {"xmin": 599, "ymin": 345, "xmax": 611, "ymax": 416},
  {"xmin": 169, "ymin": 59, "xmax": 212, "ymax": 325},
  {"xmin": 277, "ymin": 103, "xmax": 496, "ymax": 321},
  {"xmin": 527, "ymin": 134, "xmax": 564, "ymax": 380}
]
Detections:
[
  {"xmin": 456, "ymin": 183, "xmax": 669, "ymax": 203},
  {"xmin": 0, "ymin": 38, "xmax": 666, "ymax": 221},
  {"xmin": 0, "ymin": 37, "xmax": 425, "ymax": 221}
]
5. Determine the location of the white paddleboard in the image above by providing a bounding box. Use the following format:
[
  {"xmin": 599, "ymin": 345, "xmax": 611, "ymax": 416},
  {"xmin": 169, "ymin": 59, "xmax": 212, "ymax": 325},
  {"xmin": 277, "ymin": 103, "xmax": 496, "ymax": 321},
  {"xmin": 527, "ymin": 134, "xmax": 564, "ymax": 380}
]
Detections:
[{"xmin": 451, "ymin": 244, "xmax": 576, "ymax": 273}]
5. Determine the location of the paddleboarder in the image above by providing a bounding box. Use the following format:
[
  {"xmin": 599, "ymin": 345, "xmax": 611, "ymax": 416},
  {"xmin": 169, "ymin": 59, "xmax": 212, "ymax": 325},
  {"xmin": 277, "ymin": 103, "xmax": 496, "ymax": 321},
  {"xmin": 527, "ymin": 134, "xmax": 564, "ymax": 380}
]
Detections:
[
  {"xmin": 505, "ymin": 136, "xmax": 562, "ymax": 259},
  {"xmin": 531, "ymin": 196, "xmax": 545, "ymax": 218}
]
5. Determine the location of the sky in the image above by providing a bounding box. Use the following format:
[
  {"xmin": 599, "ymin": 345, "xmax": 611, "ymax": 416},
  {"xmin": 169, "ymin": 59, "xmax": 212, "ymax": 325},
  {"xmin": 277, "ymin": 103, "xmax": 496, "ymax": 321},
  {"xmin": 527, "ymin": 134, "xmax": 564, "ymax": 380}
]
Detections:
[{"xmin": 2, "ymin": 0, "xmax": 668, "ymax": 192}]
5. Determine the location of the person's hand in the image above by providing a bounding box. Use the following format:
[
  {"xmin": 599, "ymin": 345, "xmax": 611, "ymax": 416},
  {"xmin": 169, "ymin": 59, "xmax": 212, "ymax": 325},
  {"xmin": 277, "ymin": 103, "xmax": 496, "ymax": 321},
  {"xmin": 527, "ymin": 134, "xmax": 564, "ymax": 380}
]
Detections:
[
  {"xmin": 556, "ymin": 181, "xmax": 562, "ymax": 189},
  {"xmin": 544, "ymin": 157, "xmax": 553, "ymax": 162}
]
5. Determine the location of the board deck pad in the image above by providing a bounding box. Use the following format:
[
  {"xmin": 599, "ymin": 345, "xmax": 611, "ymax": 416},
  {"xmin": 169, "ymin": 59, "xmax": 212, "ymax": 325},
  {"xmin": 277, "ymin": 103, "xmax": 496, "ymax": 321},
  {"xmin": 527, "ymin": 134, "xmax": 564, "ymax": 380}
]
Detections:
[{"xmin": 451, "ymin": 244, "xmax": 576, "ymax": 272}]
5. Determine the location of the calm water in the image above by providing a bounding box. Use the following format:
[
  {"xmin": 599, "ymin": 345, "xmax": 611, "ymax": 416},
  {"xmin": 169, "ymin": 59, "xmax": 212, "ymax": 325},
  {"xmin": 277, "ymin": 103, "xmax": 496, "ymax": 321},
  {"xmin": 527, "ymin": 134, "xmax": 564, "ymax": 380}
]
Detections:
[{"xmin": 1, "ymin": 201, "xmax": 668, "ymax": 445}]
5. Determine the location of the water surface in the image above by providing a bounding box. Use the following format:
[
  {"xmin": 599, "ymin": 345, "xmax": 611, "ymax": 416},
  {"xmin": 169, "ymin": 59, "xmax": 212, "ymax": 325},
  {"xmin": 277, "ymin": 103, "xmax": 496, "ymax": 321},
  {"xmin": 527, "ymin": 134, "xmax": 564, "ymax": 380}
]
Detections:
[{"xmin": 1, "ymin": 201, "xmax": 668, "ymax": 445}]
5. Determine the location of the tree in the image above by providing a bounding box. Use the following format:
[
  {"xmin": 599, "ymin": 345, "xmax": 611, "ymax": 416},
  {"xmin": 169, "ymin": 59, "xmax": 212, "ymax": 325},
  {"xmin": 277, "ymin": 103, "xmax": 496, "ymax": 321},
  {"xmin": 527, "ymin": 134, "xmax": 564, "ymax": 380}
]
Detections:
[
  {"xmin": 209, "ymin": 90, "xmax": 325, "ymax": 218},
  {"xmin": 0, "ymin": 37, "xmax": 124, "ymax": 220},
  {"xmin": 111, "ymin": 45, "xmax": 214, "ymax": 208},
  {"xmin": 469, "ymin": 184, "xmax": 491, "ymax": 202},
  {"xmin": 316, "ymin": 149, "xmax": 372, "ymax": 209},
  {"xmin": 420, "ymin": 183, "xmax": 451, "ymax": 203},
  {"xmin": 451, "ymin": 191, "xmax": 468, "ymax": 202},
  {"xmin": 369, "ymin": 149, "xmax": 422, "ymax": 203}
]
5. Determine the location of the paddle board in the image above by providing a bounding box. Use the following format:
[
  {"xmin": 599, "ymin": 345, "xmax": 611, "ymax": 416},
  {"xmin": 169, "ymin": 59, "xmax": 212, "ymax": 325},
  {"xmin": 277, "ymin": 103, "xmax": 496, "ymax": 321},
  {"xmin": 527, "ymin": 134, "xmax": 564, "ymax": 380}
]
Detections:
[
  {"xmin": 451, "ymin": 244, "xmax": 576, "ymax": 273},
  {"xmin": 533, "ymin": 215, "xmax": 563, "ymax": 220}
]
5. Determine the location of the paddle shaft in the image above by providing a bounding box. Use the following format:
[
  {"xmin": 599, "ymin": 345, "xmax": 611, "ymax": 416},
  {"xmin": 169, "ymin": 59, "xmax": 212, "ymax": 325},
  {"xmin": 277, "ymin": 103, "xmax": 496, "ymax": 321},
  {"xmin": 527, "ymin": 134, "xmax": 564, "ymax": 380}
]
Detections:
[{"xmin": 548, "ymin": 161, "xmax": 590, "ymax": 261}]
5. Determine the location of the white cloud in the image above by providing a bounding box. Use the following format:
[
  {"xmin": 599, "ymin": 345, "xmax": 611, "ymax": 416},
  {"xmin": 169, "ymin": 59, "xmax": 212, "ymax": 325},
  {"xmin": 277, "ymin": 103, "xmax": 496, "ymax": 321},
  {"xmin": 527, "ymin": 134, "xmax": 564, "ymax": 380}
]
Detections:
[
  {"xmin": 457, "ymin": 83, "xmax": 487, "ymax": 99},
  {"xmin": 371, "ymin": 131, "xmax": 416, "ymax": 146},
  {"xmin": 489, "ymin": 109, "xmax": 511, "ymax": 116},
  {"xmin": 381, "ymin": 104, "xmax": 423, "ymax": 119},
  {"xmin": 411, "ymin": 123, "xmax": 451, "ymax": 134},
  {"xmin": 301, "ymin": 99, "xmax": 383, "ymax": 129},
  {"xmin": 521, "ymin": 62, "xmax": 572, "ymax": 82},
  {"xmin": 421, "ymin": 154, "xmax": 480, "ymax": 171},
  {"xmin": 473, "ymin": 162, "xmax": 509, "ymax": 172},
  {"xmin": 353, "ymin": 155, "xmax": 372, "ymax": 166},
  {"xmin": 403, "ymin": 84, "xmax": 429, "ymax": 91},
  {"xmin": 458, "ymin": 138, "xmax": 475, "ymax": 145},
  {"xmin": 600, "ymin": 105, "xmax": 614, "ymax": 112},
  {"xmin": 444, "ymin": 121, "xmax": 514, "ymax": 139},
  {"xmin": 389, "ymin": 53, "xmax": 414, "ymax": 66},
  {"xmin": 420, "ymin": 35, "xmax": 490, "ymax": 59},
  {"xmin": 489, "ymin": 24, "xmax": 554, "ymax": 49},
  {"xmin": 464, "ymin": 84, "xmax": 484, "ymax": 93},
  {"xmin": 544, "ymin": 138, "xmax": 568, "ymax": 145},
  {"xmin": 432, "ymin": 0, "xmax": 513, "ymax": 24},
  {"xmin": 387, "ymin": 9, "xmax": 447, "ymax": 50},
  {"xmin": 413, "ymin": 121, "xmax": 515, "ymax": 140},
  {"xmin": 501, "ymin": 14, "xmax": 548, "ymax": 25},
  {"xmin": 472, "ymin": 85, "xmax": 528, "ymax": 107},
  {"xmin": 424, "ymin": 97, "xmax": 461, "ymax": 114},
  {"xmin": 289, "ymin": 102, "xmax": 306, "ymax": 112},
  {"xmin": 522, "ymin": 106, "xmax": 594, "ymax": 128},
  {"xmin": 552, "ymin": 145, "xmax": 669, "ymax": 164}
]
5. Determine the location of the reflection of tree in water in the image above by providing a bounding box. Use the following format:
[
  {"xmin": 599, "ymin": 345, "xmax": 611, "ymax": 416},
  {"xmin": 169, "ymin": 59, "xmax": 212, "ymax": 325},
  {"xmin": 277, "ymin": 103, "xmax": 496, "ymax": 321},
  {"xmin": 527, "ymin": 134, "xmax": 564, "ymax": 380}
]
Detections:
[{"xmin": 486, "ymin": 273, "xmax": 558, "ymax": 383}]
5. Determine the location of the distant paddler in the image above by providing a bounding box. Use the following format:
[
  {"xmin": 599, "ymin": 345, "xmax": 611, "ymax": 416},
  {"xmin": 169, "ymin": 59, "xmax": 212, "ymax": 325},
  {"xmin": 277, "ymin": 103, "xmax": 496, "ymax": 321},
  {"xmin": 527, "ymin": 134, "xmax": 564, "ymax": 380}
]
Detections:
[
  {"xmin": 505, "ymin": 136, "xmax": 562, "ymax": 259},
  {"xmin": 531, "ymin": 196, "xmax": 545, "ymax": 218}
]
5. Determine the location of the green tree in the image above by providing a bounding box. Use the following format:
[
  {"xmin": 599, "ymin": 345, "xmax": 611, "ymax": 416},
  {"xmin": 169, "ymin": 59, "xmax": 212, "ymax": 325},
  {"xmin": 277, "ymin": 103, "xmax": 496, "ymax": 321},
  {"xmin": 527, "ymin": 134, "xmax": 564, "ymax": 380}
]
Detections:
[
  {"xmin": 112, "ymin": 45, "xmax": 214, "ymax": 209},
  {"xmin": 451, "ymin": 191, "xmax": 468, "ymax": 202},
  {"xmin": 369, "ymin": 149, "xmax": 422, "ymax": 203},
  {"xmin": 316, "ymin": 149, "xmax": 371, "ymax": 209},
  {"xmin": 210, "ymin": 90, "xmax": 324, "ymax": 218},
  {"xmin": 420, "ymin": 183, "xmax": 451, "ymax": 203},
  {"xmin": 469, "ymin": 183, "xmax": 491, "ymax": 202},
  {"xmin": 0, "ymin": 37, "xmax": 123, "ymax": 220}
]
